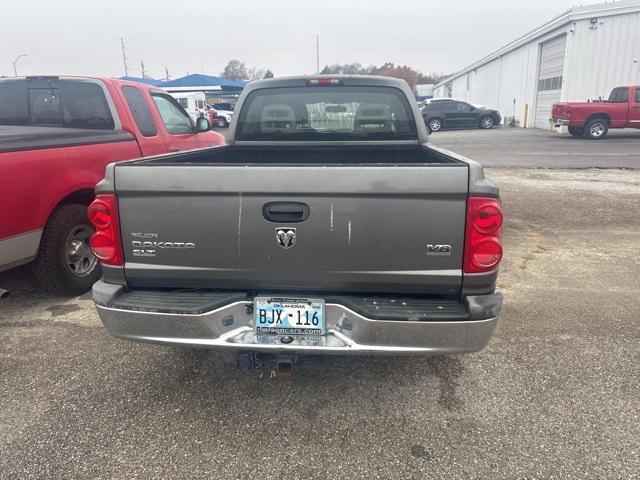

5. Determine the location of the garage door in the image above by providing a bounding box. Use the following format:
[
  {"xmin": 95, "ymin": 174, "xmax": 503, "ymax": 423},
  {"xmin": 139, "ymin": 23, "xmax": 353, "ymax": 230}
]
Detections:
[{"xmin": 534, "ymin": 35, "xmax": 567, "ymax": 129}]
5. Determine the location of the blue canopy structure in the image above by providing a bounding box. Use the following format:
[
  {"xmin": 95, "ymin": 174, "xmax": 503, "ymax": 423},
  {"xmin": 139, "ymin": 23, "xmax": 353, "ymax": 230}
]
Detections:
[{"xmin": 157, "ymin": 74, "xmax": 247, "ymax": 91}]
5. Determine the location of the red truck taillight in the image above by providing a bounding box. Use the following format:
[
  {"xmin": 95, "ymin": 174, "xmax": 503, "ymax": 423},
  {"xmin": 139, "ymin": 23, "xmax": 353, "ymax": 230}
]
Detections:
[
  {"xmin": 463, "ymin": 197, "xmax": 503, "ymax": 273},
  {"xmin": 88, "ymin": 194, "xmax": 124, "ymax": 266}
]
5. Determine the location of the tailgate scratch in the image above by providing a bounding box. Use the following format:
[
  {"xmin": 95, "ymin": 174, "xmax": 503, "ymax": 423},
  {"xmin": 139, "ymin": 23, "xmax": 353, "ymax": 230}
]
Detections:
[
  {"xmin": 330, "ymin": 203, "xmax": 334, "ymax": 232},
  {"xmin": 237, "ymin": 193, "xmax": 242, "ymax": 267}
]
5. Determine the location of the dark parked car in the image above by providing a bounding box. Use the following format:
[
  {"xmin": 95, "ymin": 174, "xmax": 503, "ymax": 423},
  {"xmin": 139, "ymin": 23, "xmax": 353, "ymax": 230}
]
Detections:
[{"xmin": 422, "ymin": 99, "xmax": 501, "ymax": 132}]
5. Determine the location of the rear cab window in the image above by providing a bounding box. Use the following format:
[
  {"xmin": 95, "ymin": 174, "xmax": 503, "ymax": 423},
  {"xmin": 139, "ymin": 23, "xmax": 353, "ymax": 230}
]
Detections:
[
  {"xmin": 608, "ymin": 87, "xmax": 629, "ymax": 103},
  {"xmin": 0, "ymin": 78, "xmax": 115, "ymax": 129},
  {"xmin": 29, "ymin": 88, "xmax": 62, "ymax": 125},
  {"xmin": 0, "ymin": 81, "xmax": 28, "ymax": 124},
  {"xmin": 235, "ymin": 85, "xmax": 417, "ymax": 141}
]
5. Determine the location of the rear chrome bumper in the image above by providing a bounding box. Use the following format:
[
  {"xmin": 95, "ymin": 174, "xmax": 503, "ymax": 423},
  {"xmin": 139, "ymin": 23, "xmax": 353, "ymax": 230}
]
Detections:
[{"xmin": 93, "ymin": 282, "xmax": 500, "ymax": 356}]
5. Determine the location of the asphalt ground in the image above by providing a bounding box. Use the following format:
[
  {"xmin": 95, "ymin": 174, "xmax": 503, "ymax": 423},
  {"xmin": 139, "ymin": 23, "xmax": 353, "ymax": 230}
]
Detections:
[
  {"xmin": 429, "ymin": 127, "xmax": 640, "ymax": 169},
  {"xmin": 1, "ymin": 132, "xmax": 640, "ymax": 478}
]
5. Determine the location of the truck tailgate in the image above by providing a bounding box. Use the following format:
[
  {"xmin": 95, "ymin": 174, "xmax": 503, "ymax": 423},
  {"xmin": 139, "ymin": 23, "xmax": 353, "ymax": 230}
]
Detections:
[{"xmin": 115, "ymin": 163, "xmax": 468, "ymax": 295}]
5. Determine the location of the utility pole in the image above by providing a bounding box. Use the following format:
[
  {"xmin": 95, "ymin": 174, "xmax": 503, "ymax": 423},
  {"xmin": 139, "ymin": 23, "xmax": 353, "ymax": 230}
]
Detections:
[
  {"xmin": 141, "ymin": 60, "xmax": 147, "ymax": 79},
  {"xmin": 164, "ymin": 66, "xmax": 170, "ymax": 81},
  {"xmin": 120, "ymin": 37, "xmax": 129, "ymax": 77},
  {"xmin": 12, "ymin": 54, "xmax": 27, "ymax": 76},
  {"xmin": 316, "ymin": 34, "xmax": 320, "ymax": 73}
]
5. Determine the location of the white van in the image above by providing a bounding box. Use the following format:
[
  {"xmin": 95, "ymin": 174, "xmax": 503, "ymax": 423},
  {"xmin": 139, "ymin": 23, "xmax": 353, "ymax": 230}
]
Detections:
[{"xmin": 169, "ymin": 91, "xmax": 207, "ymax": 123}]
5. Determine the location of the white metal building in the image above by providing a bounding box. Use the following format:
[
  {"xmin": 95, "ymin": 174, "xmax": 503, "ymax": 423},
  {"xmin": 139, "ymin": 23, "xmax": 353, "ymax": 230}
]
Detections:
[{"xmin": 433, "ymin": 0, "xmax": 640, "ymax": 128}]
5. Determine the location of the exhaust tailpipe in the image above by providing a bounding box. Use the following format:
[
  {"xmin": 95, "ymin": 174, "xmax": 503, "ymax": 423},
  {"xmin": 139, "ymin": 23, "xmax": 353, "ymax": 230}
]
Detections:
[{"xmin": 0, "ymin": 288, "xmax": 10, "ymax": 300}]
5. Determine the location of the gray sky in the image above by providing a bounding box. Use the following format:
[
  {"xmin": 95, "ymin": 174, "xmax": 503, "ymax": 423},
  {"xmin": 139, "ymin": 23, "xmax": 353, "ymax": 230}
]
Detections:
[{"xmin": 2, "ymin": 0, "xmax": 586, "ymax": 80}]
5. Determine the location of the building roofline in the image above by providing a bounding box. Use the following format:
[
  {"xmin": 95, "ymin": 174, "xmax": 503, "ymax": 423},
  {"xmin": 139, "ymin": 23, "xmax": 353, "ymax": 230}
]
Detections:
[{"xmin": 435, "ymin": 0, "xmax": 640, "ymax": 88}]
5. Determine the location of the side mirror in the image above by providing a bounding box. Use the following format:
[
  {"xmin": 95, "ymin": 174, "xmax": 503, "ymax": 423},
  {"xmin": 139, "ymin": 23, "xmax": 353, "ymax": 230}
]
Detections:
[{"xmin": 195, "ymin": 116, "xmax": 211, "ymax": 133}]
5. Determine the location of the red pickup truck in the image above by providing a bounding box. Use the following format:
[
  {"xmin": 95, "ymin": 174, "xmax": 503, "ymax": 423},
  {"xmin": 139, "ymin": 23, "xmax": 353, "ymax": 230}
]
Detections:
[
  {"xmin": 0, "ymin": 76, "xmax": 224, "ymax": 295},
  {"xmin": 552, "ymin": 85, "xmax": 640, "ymax": 139}
]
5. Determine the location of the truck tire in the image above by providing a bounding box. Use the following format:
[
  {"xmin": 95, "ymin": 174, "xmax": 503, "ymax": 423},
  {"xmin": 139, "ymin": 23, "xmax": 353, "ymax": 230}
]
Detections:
[
  {"xmin": 479, "ymin": 116, "xmax": 494, "ymax": 129},
  {"xmin": 33, "ymin": 204, "xmax": 101, "ymax": 296},
  {"xmin": 427, "ymin": 118, "xmax": 442, "ymax": 132},
  {"xmin": 584, "ymin": 117, "xmax": 608, "ymax": 140},
  {"xmin": 568, "ymin": 126, "xmax": 584, "ymax": 137}
]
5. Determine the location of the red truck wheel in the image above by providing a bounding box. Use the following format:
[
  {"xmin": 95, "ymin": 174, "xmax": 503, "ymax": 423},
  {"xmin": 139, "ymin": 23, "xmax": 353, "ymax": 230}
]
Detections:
[
  {"xmin": 584, "ymin": 118, "xmax": 609, "ymax": 140},
  {"xmin": 33, "ymin": 204, "xmax": 102, "ymax": 296}
]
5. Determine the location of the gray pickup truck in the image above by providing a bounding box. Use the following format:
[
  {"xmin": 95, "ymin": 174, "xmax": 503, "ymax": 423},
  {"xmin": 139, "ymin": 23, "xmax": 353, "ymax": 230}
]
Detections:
[{"xmin": 91, "ymin": 75, "xmax": 503, "ymax": 371}]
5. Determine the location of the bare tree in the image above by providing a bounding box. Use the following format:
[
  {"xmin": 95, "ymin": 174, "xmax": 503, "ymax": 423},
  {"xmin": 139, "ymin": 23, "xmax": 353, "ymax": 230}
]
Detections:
[
  {"xmin": 247, "ymin": 67, "xmax": 266, "ymax": 81},
  {"xmin": 370, "ymin": 63, "xmax": 422, "ymax": 89},
  {"xmin": 221, "ymin": 59, "xmax": 248, "ymax": 81},
  {"xmin": 319, "ymin": 62, "xmax": 450, "ymax": 88},
  {"xmin": 418, "ymin": 72, "xmax": 448, "ymax": 84},
  {"xmin": 320, "ymin": 63, "xmax": 374, "ymax": 75}
]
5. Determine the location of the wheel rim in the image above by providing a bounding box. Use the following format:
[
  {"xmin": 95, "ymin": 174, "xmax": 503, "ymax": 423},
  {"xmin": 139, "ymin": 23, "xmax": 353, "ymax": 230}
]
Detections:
[
  {"xmin": 429, "ymin": 119, "xmax": 441, "ymax": 131},
  {"xmin": 590, "ymin": 122, "xmax": 605, "ymax": 137},
  {"xmin": 64, "ymin": 225, "xmax": 97, "ymax": 278},
  {"xmin": 481, "ymin": 117, "xmax": 493, "ymax": 128}
]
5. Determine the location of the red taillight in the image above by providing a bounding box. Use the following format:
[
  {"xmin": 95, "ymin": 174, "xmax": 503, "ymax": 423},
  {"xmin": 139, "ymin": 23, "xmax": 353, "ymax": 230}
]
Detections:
[
  {"xmin": 307, "ymin": 78, "xmax": 342, "ymax": 86},
  {"xmin": 463, "ymin": 197, "xmax": 503, "ymax": 273},
  {"xmin": 88, "ymin": 194, "xmax": 123, "ymax": 266}
]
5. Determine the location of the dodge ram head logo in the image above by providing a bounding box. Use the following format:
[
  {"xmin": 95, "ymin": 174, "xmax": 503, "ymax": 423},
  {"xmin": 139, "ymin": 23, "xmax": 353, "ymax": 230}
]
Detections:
[{"xmin": 276, "ymin": 228, "xmax": 297, "ymax": 249}]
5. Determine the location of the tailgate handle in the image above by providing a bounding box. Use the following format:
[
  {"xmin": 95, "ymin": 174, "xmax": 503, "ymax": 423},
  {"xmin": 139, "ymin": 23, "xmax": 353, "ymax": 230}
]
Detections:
[{"xmin": 263, "ymin": 202, "xmax": 310, "ymax": 223}]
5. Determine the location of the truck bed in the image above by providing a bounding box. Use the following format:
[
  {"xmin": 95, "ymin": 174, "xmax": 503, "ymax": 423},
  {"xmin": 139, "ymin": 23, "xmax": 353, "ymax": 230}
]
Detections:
[{"xmin": 131, "ymin": 143, "xmax": 461, "ymax": 166}]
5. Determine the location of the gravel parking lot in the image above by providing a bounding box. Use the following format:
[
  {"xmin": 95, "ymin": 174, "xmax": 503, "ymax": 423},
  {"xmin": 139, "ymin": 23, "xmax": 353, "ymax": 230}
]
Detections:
[{"xmin": 2, "ymin": 131, "xmax": 640, "ymax": 478}]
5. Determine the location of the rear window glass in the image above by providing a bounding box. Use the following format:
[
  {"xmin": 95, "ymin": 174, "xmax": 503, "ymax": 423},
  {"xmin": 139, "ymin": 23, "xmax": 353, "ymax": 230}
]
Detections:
[
  {"xmin": 608, "ymin": 88, "xmax": 629, "ymax": 103},
  {"xmin": 60, "ymin": 82, "xmax": 114, "ymax": 129},
  {"xmin": 0, "ymin": 81, "xmax": 28, "ymax": 124},
  {"xmin": 236, "ymin": 86, "xmax": 417, "ymax": 141},
  {"xmin": 30, "ymin": 88, "xmax": 62, "ymax": 125},
  {"xmin": 122, "ymin": 86, "xmax": 157, "ymax": 137},
  {"xmin": 0, "ymin": 80, "xmax": 114, "ymax": 129}
]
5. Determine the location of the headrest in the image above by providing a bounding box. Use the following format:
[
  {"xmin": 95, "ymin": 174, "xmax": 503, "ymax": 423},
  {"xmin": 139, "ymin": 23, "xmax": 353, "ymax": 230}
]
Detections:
[
  {"xmin": 260, "ymin": 104, "xmax": 296, "ymax": 132},
  {"xmin": 354, "ymin": 103, "xmax": 391, "ymax": 133}
]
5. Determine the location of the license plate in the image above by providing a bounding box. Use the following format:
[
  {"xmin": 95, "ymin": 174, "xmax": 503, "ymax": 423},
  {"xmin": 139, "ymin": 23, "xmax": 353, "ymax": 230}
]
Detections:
[{"xmin": 254, "ymin": 297, "xmax": 324, "ymax": 335}]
